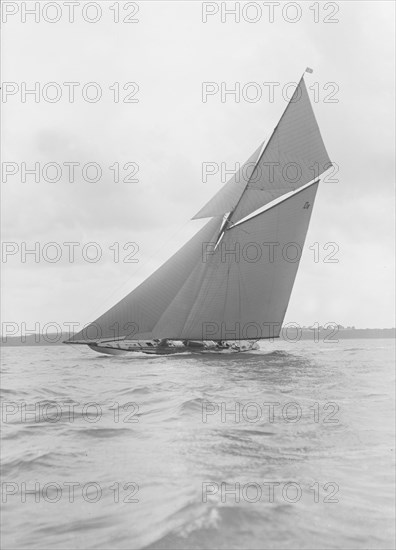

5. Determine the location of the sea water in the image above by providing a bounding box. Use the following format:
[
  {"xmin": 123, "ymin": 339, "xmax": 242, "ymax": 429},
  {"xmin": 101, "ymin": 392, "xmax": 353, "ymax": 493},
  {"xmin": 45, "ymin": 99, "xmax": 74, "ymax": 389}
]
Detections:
[{"xmin": 1, "ymin": 339, "xmax": 395, "ymax": 549}]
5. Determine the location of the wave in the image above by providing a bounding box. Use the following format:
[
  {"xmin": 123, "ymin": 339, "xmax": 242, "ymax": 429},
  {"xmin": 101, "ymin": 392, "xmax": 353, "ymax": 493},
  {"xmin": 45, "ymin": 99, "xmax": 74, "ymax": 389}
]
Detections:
[
  {"xmin": 178, "ymin": 397, "xmax": 207, "ymax": 414},
  {"xmin": 74, "ymin": 427, "xmax": 133, "ymax": 438},
  {"xmin": 1, "ymin": 450, "xmax": 83, "ymax": 477}
]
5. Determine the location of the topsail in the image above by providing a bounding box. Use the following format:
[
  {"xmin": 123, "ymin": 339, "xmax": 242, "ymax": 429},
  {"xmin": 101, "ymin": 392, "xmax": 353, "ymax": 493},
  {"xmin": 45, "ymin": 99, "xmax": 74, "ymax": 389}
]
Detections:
[
  {"xmin": 193, "ymin": 77, "xmax": 332, "ymax": 223},
  {"xmin": 68, "ymin": 73, "xmax": 332, "ymax": 347}
]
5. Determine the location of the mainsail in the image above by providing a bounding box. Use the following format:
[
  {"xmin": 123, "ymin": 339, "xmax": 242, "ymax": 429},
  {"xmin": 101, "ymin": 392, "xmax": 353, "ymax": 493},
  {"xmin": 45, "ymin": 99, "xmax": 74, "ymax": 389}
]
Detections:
[
  {"xmin": 153, "ymin": 181, "xmax": 319, "ymax": 340},
  {"xmin": 68, "ymin": 72, "xmax": 331, "ymax": 344}
]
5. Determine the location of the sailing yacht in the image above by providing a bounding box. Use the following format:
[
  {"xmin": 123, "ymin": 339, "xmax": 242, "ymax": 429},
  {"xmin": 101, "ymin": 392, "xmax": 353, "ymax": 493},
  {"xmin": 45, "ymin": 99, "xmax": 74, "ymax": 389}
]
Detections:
[{"xmin": 65, "ymin": 69, "xmax": 332, "ymax": 355}]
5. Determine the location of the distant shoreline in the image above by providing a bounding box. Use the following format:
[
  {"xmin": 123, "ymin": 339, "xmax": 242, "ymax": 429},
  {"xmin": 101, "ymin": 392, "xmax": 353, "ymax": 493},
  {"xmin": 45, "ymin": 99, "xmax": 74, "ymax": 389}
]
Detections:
[{"xmin": 1, "ymin": 328, "xmax": 395, "ymax": 346}]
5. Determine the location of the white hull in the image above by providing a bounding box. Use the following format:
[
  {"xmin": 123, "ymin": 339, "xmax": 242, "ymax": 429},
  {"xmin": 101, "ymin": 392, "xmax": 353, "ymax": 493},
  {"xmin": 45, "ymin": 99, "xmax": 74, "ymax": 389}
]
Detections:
[
  {"xmin": 88, "ymin": 344, "xmax": 128, "ymax": 356},
  {"xmin": 87, "ymin": 339, "xmax": 259, "ymax": 356}
]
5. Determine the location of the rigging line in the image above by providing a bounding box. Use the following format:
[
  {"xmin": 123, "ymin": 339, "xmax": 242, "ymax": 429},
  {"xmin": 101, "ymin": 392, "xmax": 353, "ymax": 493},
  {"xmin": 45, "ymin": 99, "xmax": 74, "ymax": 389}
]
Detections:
[
  {"xmin": 178, "ymin": 219, "xmax": 223, "ymax": 337},
  {"xmin": 254, "ymin": 72, "xmax": 306, "ymax": 168},
  {"xmin": 154, "ymin": 237, "xmax": 211, "ymax": 339},
  {"xmin": 183, "ymin": 249, "xmax": 227, "ymax": 339},
  {"xmin": 238, "ymin": 260, "xmax": 241, "ymax": 323},
  {"xmin": 189, "ymin": 264, "xmax": 223, "ymax": 338},
  {"xmin": 226, "ymin": 142, "xmax": 265, "ymax": 228},
  {"xmin": 266, "ymin": 204, "xmax": 281, "ymax": 318},
  {"xmin": 237, "ymin": 246, "xmax": 254, "ymax": 330},
  {"xmin": 228, "ymin": 73, "xmax": 306, "ymax": 225},
  {"xmin": 221, "ymin": 262, "xmax": 233, "ymax": 326}
]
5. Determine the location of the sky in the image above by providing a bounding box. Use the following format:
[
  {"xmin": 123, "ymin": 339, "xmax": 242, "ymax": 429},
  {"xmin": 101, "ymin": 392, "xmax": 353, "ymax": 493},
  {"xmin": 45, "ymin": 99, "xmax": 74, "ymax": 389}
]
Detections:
[{"xmin": 1, "ymin": 0, "xmax": 395, "ymax": 336}]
